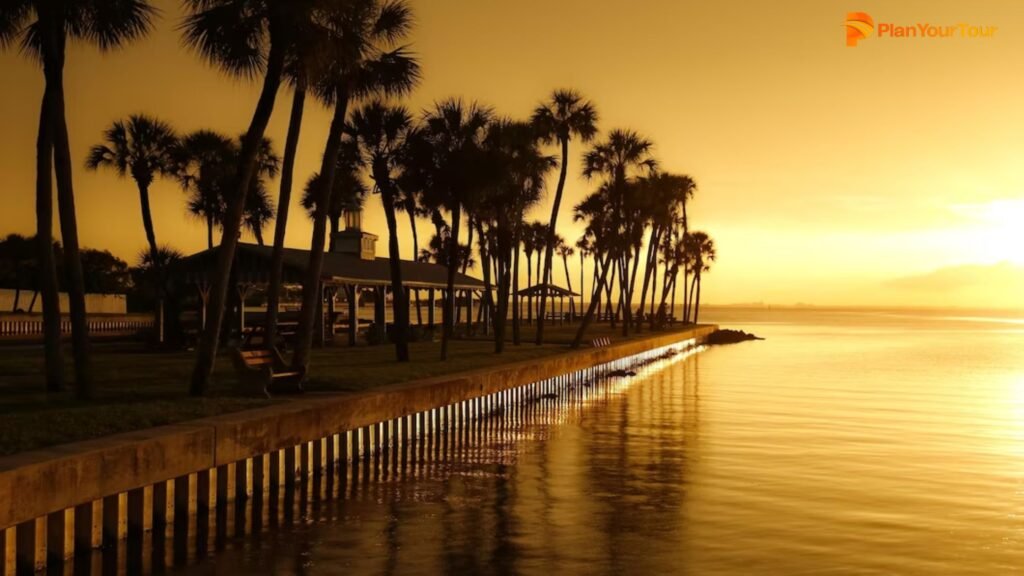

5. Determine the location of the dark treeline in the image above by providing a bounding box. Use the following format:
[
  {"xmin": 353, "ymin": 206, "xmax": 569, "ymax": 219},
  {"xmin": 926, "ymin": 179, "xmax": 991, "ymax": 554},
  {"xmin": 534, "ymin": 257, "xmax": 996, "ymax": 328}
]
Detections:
[{"xmin": 0, "ymin": 0, "xmax": 715, "ymax": 399}]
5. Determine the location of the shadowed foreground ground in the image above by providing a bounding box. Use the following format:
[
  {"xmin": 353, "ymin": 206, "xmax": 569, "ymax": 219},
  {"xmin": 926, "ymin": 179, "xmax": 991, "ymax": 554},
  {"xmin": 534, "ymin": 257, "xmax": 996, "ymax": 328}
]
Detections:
[{"xmin": 0, "ymin": 322, "xmax": 697, "ymax": 456}]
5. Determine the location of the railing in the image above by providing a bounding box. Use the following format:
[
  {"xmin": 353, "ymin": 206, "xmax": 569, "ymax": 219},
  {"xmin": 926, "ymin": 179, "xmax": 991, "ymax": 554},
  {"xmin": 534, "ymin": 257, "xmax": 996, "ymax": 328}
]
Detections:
[{"xmin": 0, "ymin": 326, "xmax": 715, "ymax": 575}]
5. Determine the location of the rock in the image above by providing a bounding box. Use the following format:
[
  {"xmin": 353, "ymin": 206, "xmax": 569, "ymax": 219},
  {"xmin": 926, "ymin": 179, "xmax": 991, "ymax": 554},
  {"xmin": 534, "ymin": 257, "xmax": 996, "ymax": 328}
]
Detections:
[{"xmin": 706, "ymin": 329, "xmax": 764, "ymax": 345}]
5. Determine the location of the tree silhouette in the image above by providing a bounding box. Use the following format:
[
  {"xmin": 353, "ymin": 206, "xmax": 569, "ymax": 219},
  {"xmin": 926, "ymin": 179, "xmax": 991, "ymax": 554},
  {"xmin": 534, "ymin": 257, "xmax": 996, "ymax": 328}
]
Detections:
[
  {"xmin": 266, "ymin": 0, "xmax": 355, "ymax": 348},
  {"xmin": 1, "ymin": 0, "xmax": 157, "ymax": 396},
  {"xmin": 531, "ymin": 89, "xmax": 598, "ymax": 344},
  {"xmin": 86, "ymin": 114, "xmax": 178, "ymax": 340},
  {"xmin": 685, "ymin": 231, "xmax": 715, "ymax": 323},
  {"xmin": 582, "ymin": 129, "xmax": 657, "ymax": 338},
  {"xmin": 300, "ymin": 140, "xmax": 368, "ymax": 248},
  {"xmin": 184, "ymin": 0, "xmax": 313, "ymax": 395},
  {"xmin": 479, "ymin": 119, "xmax": 556, "ymax": 351},
  {"xmin": 409, "ymin": 99, "xmax": 491, "ymax": 360},
  {"xmin": 291, "ymin": 0, "xmax": 420, "ymax": 373},
  {"xmin": 348, "ymin": 100, "xmax": 417, "ymax": 361},
  {"xmin": 177, "ymin": 131, "xmax": 279, "ymax": 248}
]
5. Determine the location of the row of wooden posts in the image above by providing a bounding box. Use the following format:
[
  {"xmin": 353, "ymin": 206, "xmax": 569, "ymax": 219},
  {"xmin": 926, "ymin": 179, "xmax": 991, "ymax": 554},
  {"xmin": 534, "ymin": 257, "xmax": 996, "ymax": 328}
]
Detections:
[{"xmin": 1, "ymin": 339, "xmax": 694, "ymax": 575}]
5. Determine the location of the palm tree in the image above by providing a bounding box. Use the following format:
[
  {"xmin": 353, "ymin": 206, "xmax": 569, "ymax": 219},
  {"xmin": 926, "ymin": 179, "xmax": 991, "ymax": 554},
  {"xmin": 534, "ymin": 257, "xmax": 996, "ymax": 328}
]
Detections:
[
  {"xmin": 571, "ymin": 185, "xmax": 621, "ymax": 347},
  {"xmin": 177, "ymin": 131, "xmax": 279, "ymax": 248},
  {"xmin": 184, "ymin": 0, "xmax": 313, "ymax": 395},
  {"xmin": 300, "ymin": 141, "xmax": 368, "ymax": 248},
  {"xmin": 531, "ymin": 89, "xmax": 598, "ymax": 344},
  {"xmin": 575, "ymin": 235, "xmax": 592, "ymax": 322},
  {"xmin": 685, "ymin": 231, "xmax": 715, "ymax": 323},
  {"xmin": 411, "ymin": 99, "xmax": 492, "ymax": 360},
  {"xmin": 347, "ymin": 100, "xmax": 415, "ymax": 361},
  {"xmin": 418, "ymin": 233, "xmax": 473, "ymax": 268},
  {"xmin": 581, "ymin": 130, "xmax": 658, "ymax": 337},
  {"xmin": 2, "ymin": 0, "xmax": 157, "ymax": 397},
  {"xmin": 244, "ymin": 185, "xmax": 276, "ymax": 246},
  {"xmin": 86, "ymin": 114, "xmax": 178, "ymax": 264},
  {"xmin": 86, "ymin": 114, "xmax": 179, "ymax": 342},
  {"xmin": 479, "ymin": 119, "xmax": 556, "ymax": 352},
  {"xmin": 265, "ymin": 0, "xmax": 348, "ymax": 348},
  {"xmin": 291, "ymin": 0, "xmax": 420, "ymax": 373},
  {"xmin": 176, "ymin": 130, "xmax": 234, "ymax": 248},
  {"xmin": 654, "ymin": 175, "xmax": 697, "ymax": 323}
]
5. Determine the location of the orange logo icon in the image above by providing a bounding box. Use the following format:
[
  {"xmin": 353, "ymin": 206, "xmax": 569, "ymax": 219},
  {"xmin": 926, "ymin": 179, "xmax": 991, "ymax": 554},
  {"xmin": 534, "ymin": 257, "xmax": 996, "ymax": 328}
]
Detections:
[{"xmin": 846, "ymin": 12, "xmax": 874, "ymax": 46}]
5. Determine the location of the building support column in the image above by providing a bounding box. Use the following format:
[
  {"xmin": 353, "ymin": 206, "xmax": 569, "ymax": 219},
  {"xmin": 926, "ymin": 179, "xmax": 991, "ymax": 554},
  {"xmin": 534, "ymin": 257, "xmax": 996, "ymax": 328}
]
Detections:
[{"xmin": 348, "ymin": 284, "xmax": 359, "ymax": 347}]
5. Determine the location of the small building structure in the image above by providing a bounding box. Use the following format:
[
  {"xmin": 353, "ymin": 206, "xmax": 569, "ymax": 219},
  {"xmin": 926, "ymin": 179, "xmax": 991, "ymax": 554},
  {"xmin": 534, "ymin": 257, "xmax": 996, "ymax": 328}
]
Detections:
[{"xmin": 177, "ymin": 210, "xmax": 486, "ymax": 347}]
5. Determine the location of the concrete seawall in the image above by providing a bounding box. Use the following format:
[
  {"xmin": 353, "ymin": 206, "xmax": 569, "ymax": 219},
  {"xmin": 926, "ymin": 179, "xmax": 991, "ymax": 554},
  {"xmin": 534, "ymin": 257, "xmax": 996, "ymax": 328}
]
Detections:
[{"xmin": 0, "ymin": 325, "xmax": 715, "ymax": 573}]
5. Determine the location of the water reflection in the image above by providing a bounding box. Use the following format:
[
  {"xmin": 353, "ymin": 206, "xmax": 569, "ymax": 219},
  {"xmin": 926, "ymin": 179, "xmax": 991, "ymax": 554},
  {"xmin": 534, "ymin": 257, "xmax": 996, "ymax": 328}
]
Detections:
[{"xmin": 154, "ymin": 310, "xmax": 1024, "ymax": 575}]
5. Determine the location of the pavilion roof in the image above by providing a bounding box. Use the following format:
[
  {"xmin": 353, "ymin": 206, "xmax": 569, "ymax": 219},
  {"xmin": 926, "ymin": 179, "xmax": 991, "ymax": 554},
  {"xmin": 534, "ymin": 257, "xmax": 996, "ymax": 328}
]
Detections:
[
  {"xmin": 177, "ymin": 243, "xmax": 486, "ymax": 291},
  {"xmin": 516, "ymin": 283, "xmax": 578, "ymax": 297}
]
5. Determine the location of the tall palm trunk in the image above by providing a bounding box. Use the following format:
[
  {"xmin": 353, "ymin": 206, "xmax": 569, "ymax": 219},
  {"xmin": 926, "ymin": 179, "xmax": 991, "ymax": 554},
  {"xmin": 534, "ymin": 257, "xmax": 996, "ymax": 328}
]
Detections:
[
  {"xmin": 48, "ymin": 34, "xmax": 92, "ymax": 399},
  {"xmin": 440, "ymin": 202, "xmax": 462, "ymax": 360},
  {"xmin": 136, "ymin": 179, "xmax": 166, "ymax": 342},
  {"xmin": 525, "ymin": 252, "xmax": 532, "ymax": 324},
  {"xmin": 562, "ymin": 253, "xmax": 573, "ymax": 317},
  {"xmin": 534, "ymin": 251, "xmax": 541, "ymax": 320},
  {"xmin": 493, "ymin": 223, "xmax": 511, "ymax": 353},
  {"xmin": 635, "ymin": 226, "xmax": 659, "ymax": 334},
  {"xmin": 206, "ymin": 216, "xmax": 214, "ymax": 249},
  {"xmin": 693, "ymin": 273, "xmax": 703, "ymax": 324},
  {"xmin": 292, "ymin": 90, "xmax": 350, "ymax": 371},
  {"xmin": 494, "ymin": 243, "xmax": 510, "ymax": 353},
  {"xmin": 380, "ymin": 182, "xmax": 409, "ymax": 362},
  {"xmin": 536, "ymin": 136, "xmax": 569, "ymax": 344},
  {"xmin": 512, "ymin": 233, "xmax": 521, "ymax": 345},
  {"xmin": 475, "ymin": 220, "xmax": 493, "ymax": 335},
  {"xmin": 683, "ymin": 266, "xmax": 692, "ymax": 323},
  {"xmin": 579, "ymin": 252, "xmax": 585, "ymax": 321},
  {"xmin": 36, "ymin": 28, "xmax": 63, "ymax": 392},
  {"xmin": 670, "ymin": 269, "xmax": 678, "ymax": 324},
  {"xmin": 407, "ymin": 208, "xmax": 423, "ymax": 325},
  {"xmin": 265, "ymin": 85, "xmax": 306, "ymax": 348},
  {"xmin": 191, "ymin": 38, "xmax": 287, "ymax": 396},
  {"xmin": 572, "ymin": 252, "xmax": 614, "ymax": 348}
]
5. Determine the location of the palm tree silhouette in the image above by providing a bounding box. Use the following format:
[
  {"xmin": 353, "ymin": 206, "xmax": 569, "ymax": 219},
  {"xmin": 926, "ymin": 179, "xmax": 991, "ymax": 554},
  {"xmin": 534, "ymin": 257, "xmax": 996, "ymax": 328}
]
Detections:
[
  {"xmin": 582, "ymin": 129, "xmax": 657, "ymax": 337},
  {"xmin": 479, "ymin": 119, "xmax": 556, "ymax": 351},
  {"xmin": 575, "ymin": 235, "xmax": 593, "ymax": 320},
  {"xmin": 685, "ymin": 231, "xmax": 715, "ymax": 323},
  {"xmin": 300, "ymin": 141, "xmax": 368, "ymax": 250},
  {"xmin": 348, "ymin": 100, "xmax": 417, "ymax": 361},
  {"xmin": 86, "ymin": 115, "xmax": 178, "ymax": 265},
  {"xmin": 1, "ymin": 0, "xmax": 157, "ymax": 396},
  {"xmin": 266, "ymin": 1, "xmax": 354, "ymax": 348},
  {"xmin": 413, "ymin": 99, "xmax": 492, "ymax": 360},
  {"xmin": 292, "ymin": 0, "xmax": 420, "ymax": 373},
  {"xmin": 531, "ymin": 89, "xmax": 598, "ymax": 344},
  {"xmin": 555, "ymin": 238, "xmax": 575, "ymax": 317},
  {"xmin": 86, "ymin": 114, "xmax": 179, "ymax": 341},
  {"xmin": 183, "ymin": 0, "xmax": 325, "ymax": 394},
  {"xmin": 176, "ymin": 130, "xmax": 234, "ymax": 248},
  {"xmin": 177, "ymin": 131, "xmax": 279, "ymax": 248}
]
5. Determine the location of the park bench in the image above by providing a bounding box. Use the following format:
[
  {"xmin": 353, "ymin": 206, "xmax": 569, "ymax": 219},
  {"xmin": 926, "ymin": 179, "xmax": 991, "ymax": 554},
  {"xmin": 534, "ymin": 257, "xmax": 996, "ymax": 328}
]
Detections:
[
  {"xmin": 591, "ymin": 337, "xmax": 611, "ymax": 348},
  {"xmin": 231, "ymin": 347, "xmax": 305, "ymax": 398}
]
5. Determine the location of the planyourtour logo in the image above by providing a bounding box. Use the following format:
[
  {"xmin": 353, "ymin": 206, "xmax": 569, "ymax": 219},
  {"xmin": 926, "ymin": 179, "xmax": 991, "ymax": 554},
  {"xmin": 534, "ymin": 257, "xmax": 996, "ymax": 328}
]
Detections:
[
  {"xmin": 845, "ymin": 12, "xmax": 997, "ymax": 47},
  {"xmin": 845, "ymin": 12, "xmax": 874, "ymax": 47}
]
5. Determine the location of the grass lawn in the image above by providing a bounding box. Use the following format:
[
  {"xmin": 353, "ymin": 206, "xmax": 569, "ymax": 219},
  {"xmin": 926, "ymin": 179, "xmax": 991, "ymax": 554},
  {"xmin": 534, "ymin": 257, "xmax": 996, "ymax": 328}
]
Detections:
[{"xmin": 0, "ymin": 321, "xmax": 696, "ymax": 456}]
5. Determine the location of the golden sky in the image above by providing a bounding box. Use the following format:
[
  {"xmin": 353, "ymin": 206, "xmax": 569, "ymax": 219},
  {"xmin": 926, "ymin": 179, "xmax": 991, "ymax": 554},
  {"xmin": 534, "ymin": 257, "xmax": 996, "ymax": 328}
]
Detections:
[{"xmin": 1, "ymin": 0, "xmax": 1023, "ymax": 309}]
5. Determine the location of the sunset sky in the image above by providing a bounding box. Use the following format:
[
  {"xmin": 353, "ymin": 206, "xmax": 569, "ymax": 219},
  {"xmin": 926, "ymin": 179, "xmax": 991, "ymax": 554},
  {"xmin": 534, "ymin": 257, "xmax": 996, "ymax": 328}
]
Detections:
[{"xmin": 2, "ymin": 0, "xmax": 1023, "ymax": 309}]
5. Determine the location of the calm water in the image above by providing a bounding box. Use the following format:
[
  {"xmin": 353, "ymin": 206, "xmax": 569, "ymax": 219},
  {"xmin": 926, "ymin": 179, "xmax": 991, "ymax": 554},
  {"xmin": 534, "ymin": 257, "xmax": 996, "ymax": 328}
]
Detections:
[{"xmin": 179, "ymin": 307, "xmax": 1024, "ymax": 575}]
